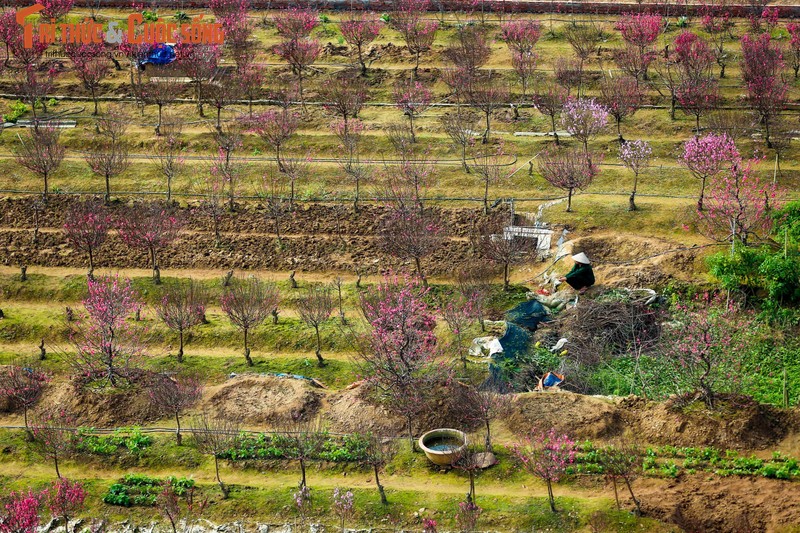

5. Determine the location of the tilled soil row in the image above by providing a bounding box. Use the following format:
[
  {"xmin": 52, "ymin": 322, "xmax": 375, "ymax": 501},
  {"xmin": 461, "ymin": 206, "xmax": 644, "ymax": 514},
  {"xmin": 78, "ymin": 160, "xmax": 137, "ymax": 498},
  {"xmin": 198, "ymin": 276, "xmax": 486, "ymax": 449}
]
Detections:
[
  {"xmin": 0, "ymin": 228, "xmax": 478, "ymax": 275},
  {"xmin": 0, "ymin": 196, "xmax": 509, "ymax": 237}
]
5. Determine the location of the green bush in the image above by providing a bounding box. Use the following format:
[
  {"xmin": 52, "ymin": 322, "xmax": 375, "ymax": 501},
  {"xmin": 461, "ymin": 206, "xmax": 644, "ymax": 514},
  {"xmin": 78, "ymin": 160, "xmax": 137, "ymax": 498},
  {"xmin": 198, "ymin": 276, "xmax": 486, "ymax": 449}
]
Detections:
[{"xmin": 3, "ymin": 101, "xmax": 28, "ymax": 123}]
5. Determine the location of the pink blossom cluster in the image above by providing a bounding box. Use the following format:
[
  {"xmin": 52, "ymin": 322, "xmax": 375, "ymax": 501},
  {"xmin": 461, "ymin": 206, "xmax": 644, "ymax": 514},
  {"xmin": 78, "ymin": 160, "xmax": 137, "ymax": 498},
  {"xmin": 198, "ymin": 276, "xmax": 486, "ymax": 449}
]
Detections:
[
  {"xmin": 500, "ymin": 19, "xmax": 541, "ymax": 54},
  {"xmin": 615, "ymin": 13, "xmax": 662, "ymax": 48},
  {"xmin": 619, "ymin": 139, "xmax": 652, "ymax": 175},
  {"xmin": 273, "ymin": 7, "xmax": 319, "ymax": 40}
]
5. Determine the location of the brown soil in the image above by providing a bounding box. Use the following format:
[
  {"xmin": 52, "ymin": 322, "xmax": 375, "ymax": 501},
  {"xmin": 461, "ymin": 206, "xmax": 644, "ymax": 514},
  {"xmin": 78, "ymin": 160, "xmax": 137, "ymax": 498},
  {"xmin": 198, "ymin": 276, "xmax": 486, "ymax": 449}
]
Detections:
[
  {"xmin": 323, "ymin": 384, "xmax": 405, "ymax": 435},
  {"xmin": 37, "ymin": 380, "xmax": 162, "ymax": 427},
  {"xmin": 323, "ymin": 381, "xmax": 481, "ymax": 436},
  {"xmin": 621, "ymin": 396, "xmax": 798, "ymax": 451},
  {"xmin": 571, "ymin": 234, "xmax": 705, "ymax": 287},
  {"xmin": 504, "ymin": 392, "xmax": 626, "ymax": 440},
  {"xmin": 636, "ymin": 475, "xmax": 800, "ymax": 533},
  {"xmin": 0, "ymin": 197, "xmax": 506, "ymax": 276},
  {"xmin": 503, "ymin": 392, "xmax": 797, "ymax": 451},
  {"xmin": 204, "ymin": 375, "xmax": 323, "ymax": 426}
]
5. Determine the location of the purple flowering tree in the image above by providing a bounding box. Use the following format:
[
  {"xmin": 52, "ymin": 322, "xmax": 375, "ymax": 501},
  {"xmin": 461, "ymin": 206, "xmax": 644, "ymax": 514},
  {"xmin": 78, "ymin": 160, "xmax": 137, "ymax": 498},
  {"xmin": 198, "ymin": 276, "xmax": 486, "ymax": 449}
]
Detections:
[
  {"xmin": 332, "ymin": 488, "xmax": 355, "ymax": 533},
  {"xmin": 619, "ymin": 140, "xmax": 652, "ymax": 211},
  {"xmin": 513, "ymin": 428, "xmax": 576, "ymax": 513},
  {"xmin": 69, "ymin": 276, "xmax": 144, "ymax": 386},
  {"xmin": 358, "ymin": 274, "xmax": 447, "ymax": 446},
  {"xmin": 561, "ymin": 98, "xmax": 608, "ymax": 155},
  {"xmin": 680, "ymin": 133, "xmax": 740, "ymax": 211}
]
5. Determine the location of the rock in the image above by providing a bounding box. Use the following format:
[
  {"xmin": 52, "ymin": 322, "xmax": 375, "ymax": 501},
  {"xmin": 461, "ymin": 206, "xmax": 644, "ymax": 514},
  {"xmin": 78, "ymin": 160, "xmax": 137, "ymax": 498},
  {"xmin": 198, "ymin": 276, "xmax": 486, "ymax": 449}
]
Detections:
[{"xmin": 474, "ymin": 451, "xmax": 498, "ymax": 469}]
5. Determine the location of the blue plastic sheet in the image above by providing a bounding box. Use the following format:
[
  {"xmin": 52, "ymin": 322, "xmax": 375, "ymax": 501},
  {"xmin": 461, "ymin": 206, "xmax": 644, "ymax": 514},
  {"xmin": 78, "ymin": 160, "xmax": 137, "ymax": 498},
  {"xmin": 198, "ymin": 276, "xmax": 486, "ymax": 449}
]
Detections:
[{"xmin": 141, "ymin": 43, "xmax": 176, "ymax": 66}]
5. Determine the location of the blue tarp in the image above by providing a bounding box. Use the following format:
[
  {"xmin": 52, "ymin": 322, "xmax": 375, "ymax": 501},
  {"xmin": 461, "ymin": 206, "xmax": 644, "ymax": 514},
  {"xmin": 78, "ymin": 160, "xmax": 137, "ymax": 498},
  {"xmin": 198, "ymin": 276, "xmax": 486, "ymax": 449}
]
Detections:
[
  {"xmin": 504, "ymin": 299, "xmax": 551, "ymax": 330},
  {"xmin": 141, "ymin": 44, "xmax": 176, "ymax": 66}
]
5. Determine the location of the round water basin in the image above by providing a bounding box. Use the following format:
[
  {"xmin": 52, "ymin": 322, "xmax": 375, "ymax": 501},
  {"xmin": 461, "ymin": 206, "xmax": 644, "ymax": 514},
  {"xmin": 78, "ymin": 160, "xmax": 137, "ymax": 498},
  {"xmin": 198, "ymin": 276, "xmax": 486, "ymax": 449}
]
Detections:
[{"xmin": 418, "ymin": 428, "xmax": 467, "ymax": 466}]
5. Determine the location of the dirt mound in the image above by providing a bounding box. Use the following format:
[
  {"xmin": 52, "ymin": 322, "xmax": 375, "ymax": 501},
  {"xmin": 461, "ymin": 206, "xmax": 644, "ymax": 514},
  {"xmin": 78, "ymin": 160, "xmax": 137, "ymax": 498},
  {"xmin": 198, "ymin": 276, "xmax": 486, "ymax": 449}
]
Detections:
[
  {"xmin": 323, "ymin": 384, "xmax": 405, "ymax": 435},
  {"xmin": 637, "ymin": 475, "xmax": 800, "ymax": 532},
  {"xmin": 205, "ymin": 375, "xmax": 323, "ymax": 427},
  {"xmin": 623, "ymin": 396, "xmax": 794, "ymax": 450},
  {"xmin": 39, "ymin": 380, "xmax": 161, "ymax": 427},
  {"xmin": 323, "ymin": 381, "xmax": 481, "ymax": 436},
  {"xmin": 571, "ymin": 234, "xmax": 703, "ymax": 287},
  {"xmin": 504, "ymin": 392, "xmax": 625, "ymax": 440}
]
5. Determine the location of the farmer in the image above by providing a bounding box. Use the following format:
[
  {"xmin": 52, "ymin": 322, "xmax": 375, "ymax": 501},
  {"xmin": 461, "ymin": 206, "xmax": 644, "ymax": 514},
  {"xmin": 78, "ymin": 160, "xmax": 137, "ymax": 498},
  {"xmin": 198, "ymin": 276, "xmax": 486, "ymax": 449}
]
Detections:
[{"xmin": 559, "ymin": 252, "xmax": 595, "ymax": 293}]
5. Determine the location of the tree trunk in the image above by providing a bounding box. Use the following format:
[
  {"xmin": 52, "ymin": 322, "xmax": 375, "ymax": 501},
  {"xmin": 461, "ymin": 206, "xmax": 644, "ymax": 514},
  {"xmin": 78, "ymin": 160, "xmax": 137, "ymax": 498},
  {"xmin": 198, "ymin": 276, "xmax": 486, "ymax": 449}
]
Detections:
[
  {"xmin": 698, "ymin": 177, "xmax": 706, "ymax": 211},
  {"xmin": 484, "ymin": 179, "xmax": 490, "ymax": 215},
  {"xmin": 88, "ymin": 248, "xmax": 94, "ymax": 279},
  {"xmin": 196, "ymin": 82, "xmax": 204, "ymax": 117},
  {"xmin": 314, "ymin": 326, "xmax": 325, "ymax": 366},
  {"xmin": 243, "ymin": 328, "xmax": 253, "ymax": 366},
  {"xmin": 624, "ymin": 478, "xmax": 641, "ymax": 515},
  {"xmin": 566, "ymin": 188, "xmax": 573, "ymax": 212},
  {"xmin": 300, "ymin": 458, "xmax": 307, "ymax": 488},
  {"xmin": 150, "ymin": 248, "xmax": 161, "ymax": 284},
  {"xmin": 178, "ymin": 329, "xmax": 184, "ymax": 363},
  {"xmin": 414, "ymin": 256, "xmax": 427, "ymax": 288},
  {"xmin": 483, "ymin": 111, "xmax": 490, "ymax": 144},
  {"xmin": 214, "ymin": 456, "xmax": 229, "ymax": 498},
  {"xmin": 54, "ymin": 451, "xmax": 61, "ymax": 479},
  {"xmin": 551, "ymin": 115, "xmax": 559, "ymax": 145},
  {"xmin": 547, "ymin": 479, "xmax": 556, "ymax": 512},
  {"xmin": 409, "ymin": 113, "xmax": 416, "ymax": 143},
  {"xmin": 503, "ymin": 262, "xmax": 510, "ymax": 291},
  {"xmin": 374, "ymin": 465, "xmax": 388, "ymax": 504},
  {"xmin": 105, "ymin": 173, "xmax": 111, "ymax": 204},
  {"xmin": 629, "ymin": 173, "xmax": 638, "ymax": 211},
  {"xmin": 175, "ymin": 411, "xmax": 182, "ymax": 446}
]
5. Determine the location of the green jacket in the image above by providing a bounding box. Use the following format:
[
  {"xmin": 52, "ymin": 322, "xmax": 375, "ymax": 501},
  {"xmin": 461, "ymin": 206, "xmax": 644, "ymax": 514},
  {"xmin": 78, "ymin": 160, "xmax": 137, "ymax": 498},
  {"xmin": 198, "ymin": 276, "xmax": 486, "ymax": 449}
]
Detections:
[{"xmin": 565, "ymin": 263, "xmax": 595, "ymax": 290}]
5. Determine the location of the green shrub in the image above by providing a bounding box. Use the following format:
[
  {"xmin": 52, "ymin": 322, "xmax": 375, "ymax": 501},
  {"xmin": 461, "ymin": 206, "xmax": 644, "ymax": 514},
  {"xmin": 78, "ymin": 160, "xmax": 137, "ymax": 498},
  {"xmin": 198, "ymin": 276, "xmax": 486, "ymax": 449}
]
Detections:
[{"xmin": 3, "ymin": 101, "xmax": 28, "ymax": 123}]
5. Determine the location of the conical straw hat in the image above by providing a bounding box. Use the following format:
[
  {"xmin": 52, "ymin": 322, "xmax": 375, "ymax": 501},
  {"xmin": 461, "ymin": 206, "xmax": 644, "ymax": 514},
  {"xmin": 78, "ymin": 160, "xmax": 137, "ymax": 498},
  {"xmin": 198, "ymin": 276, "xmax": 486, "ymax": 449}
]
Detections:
[{"xmin": 571, "ymin": 252, "xmax": 590, "ymax": 264}]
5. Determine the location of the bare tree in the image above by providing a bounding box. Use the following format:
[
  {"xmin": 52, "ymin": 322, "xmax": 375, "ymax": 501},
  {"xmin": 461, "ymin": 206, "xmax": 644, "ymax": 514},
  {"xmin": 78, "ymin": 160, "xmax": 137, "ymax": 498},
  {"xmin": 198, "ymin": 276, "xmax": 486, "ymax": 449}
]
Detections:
[
  {"xmin": 279, "ymin": 421, "xmax": 325, "ymax": 489},
  {"xmin": 455, "ymin": 264, "xmax": 492, "ymax": 331},
  {"xmin": 149, "ymin": 372, "xmax": 203, "ymax": 445},
  {"xmin": 537, "ymin": 148, "xmax": 600, "ymax": 212},
  {"xmin": 467, "ymin": 74, "xmax": 509, "ymax": 144},
  {"xmin": 472, "ymin": 220, "xmax": 534, "ymax": 291},
  {"xmin": 14, "ymin": 124, "xmax": 65, "ymax": 202},
  {"xmin": 150, "ymin": 116, "xmax": 185, "ymax": 202},
  {"xmin": 564, "ymin": 23, "xmax": 603, "ymax": 95},
  {"xmin": 31, "ymin": 408, "xmax": 76, "ymax": 479},
  {"xmin": 132, "ymin": 74, "xmax": 184, "ymax": 135},
  {"xmin": 598, "ymin": 441, "xmax": 643, "ymax": 515},
  {"xmin": 85, "ymin": 118, "xmax": 130, "ymax": 204},
  {"xmin": 117, "ymin": 203, "xmax": 185, "ymax": 284},
  {"xmin": 464, "ymin": 387, "xmax": 511, "ymax": 453},
  {"xmin": 532, "ymin": 85, "xmax": 568, "ymax": 145},
  {"xmin": 359, "ymin": 432, "xmax": 395, "ymax": 505},
  {"xmin": 0, "ymin": 364, "xmax": 49, "ymax": 438},
  {"xmin": 63, "ymin": 199, "xmax": 112, "ymax": 278},
  {"xmin": 470, "ymin": 142, "xmax": 508, "ymax": 214},
  {"xmin": 379, "ymin": 208, "xmax": 445, "ymax": 287},
  {"xmin": 220, "ymin": 276, "xmax": 280, "ymax": 366},
  {"xmin": 296, "ymin": 285, "xmax": 334, "ymax": 367},
  {"xmin": 189, "ymin": 414, "xmax": 240, "ymax": 498},
  {"xmin": 440, "ymin": 111, "xmax": 479, "ymax": 172},
  {"xmin": 156, "ymin": 280, "xmax": 207, "ymax": 363}
]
